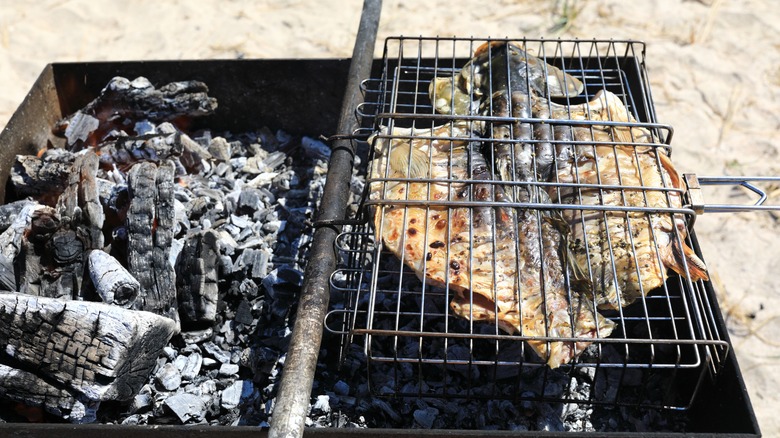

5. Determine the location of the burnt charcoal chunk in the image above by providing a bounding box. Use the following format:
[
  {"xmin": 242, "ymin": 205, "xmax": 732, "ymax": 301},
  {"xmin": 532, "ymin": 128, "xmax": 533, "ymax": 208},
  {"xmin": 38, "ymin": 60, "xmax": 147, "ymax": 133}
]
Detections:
[
  {"xmin": 164, "ymin": 392, "xmax": 206, "ymax": 424},
  {"xmin": 51, "ymin": 229, "xmax": 82, "ymax": 264},
  {"xmin": 87, "ymin": 250, "xmax": 139, "ymax": 307},
  {"xmin": 127, "ymin": 161, "xmax": 179, "ymax": 327},
  {"xmin": 176, "ymin": 230, "xmax": 219, "ymax": 325},
  {"xmin": 0, "ymin": 200, "xmax": 36, "ymax": 233},
  {"xmin": 0, "ymin": 364, "xmax": 82, "ymax": 421},
  {"xmin": 237, "ymin": 188, "xmax": 264, "ymax": 213},
  {"xmin": 53, "ymin": 77, "xmax": 218, "ymax": 148},
  {"xmin": 234, "ymin": 299, "xmax": 253, "ymax": 326},
  {"xmin": 10, "ymin": 152, "xmax": 74, "ymax": 203}
]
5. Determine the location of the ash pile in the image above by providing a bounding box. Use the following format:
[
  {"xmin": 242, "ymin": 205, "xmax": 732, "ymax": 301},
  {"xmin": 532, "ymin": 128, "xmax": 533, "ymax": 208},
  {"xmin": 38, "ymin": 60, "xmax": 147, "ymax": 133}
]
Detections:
[{"xmin": 0, "ymin": 76, "xmax": 333, "ymax": 425}]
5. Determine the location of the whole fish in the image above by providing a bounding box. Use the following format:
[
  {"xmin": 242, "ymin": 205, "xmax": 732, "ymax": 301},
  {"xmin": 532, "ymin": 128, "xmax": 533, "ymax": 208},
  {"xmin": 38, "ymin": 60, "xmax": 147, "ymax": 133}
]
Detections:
[
  {"xmin": 369, "ymin": 120, "xmax": 614, "ymax": 368},
  {"xmin": 549, "ymin": 90, "xmax": 709, "ymax": 310}
]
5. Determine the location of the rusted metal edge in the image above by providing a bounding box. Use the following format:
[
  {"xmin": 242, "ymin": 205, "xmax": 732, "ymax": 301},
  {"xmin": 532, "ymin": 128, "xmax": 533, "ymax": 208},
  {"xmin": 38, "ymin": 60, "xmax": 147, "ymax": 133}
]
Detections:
[{"xmin": 268, "ymin": 1, "xmax": 382, "ymax": 438}]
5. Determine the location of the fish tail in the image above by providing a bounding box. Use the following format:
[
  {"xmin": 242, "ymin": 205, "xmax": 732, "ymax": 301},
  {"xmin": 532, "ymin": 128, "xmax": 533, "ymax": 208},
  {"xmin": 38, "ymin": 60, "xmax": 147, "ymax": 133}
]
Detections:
[{"xmin": 663, "ymin": 236, "xmax": 709, "ymax": 282}]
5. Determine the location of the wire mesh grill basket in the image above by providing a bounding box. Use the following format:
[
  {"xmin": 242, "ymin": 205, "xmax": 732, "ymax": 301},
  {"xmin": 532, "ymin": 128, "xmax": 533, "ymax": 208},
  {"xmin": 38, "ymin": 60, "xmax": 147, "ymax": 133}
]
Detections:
[{"xmin": 325, "ymin": 37, "xmax": 730, "ymax": 410}]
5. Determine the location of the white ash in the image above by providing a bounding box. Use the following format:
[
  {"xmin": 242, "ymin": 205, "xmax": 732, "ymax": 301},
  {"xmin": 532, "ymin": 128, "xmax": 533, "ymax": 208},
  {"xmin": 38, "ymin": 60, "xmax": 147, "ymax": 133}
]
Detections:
[{"xmin": 0, "ymin": 110, "xmax": 330, "ymax": 425}]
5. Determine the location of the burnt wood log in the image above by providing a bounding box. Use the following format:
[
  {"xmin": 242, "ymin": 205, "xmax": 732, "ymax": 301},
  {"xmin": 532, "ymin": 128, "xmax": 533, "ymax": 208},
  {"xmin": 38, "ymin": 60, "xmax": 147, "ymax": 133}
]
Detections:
[
  {"xmin": 87, "ymin": 250, "xmax": 139, "ymax": 308},
  {"xmin": 127, "ymin": 161, "xmax": 179, "ymax": 328},
  {"xmin": 0, "ymin": 364, "xmax": 82, "ymax": 421},
  {"xmin": 175, "ymin": 229, "xmax": 219, "ymax": 325},
  {"xmin": 10, "ymin": 151, "xmax": 75, "ymax": 203},
  {"xmin": 57, "ymin": 150, "xmax": 104, "ymax": 250},
  {"xmin": 18, "ymin": 206, "xmax": 61, "ymax": 296},
  {"xmin": 0, "ymin": 293, "xmax": 177, "ymax": 402},
  {"xmin": 0, "ymin": 203, "xmax": 53, "ymax": 294},
  {"xmin": 26, "ymin": 151, "xmax": 104, "ymax": 299},
  {"xmin": 53, "ymin": 77, "xmax": 218, "ymax": 147}
]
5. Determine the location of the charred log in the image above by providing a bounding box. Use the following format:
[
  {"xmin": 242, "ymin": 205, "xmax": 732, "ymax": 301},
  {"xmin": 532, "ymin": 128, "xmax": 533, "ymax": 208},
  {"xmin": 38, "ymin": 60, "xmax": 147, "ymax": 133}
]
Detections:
[
  {"xmin": 0, "ymin": 364, "xmax": 82, "ymax": 421},
  {"xmin": 87, "ymin": 250, "xmax": 139, "ymax": 308},
  {"xmin": 127, "ymin": 161, "xmax": 179, "ymax": 328},
  {"xmin": 53, "ymin": 77, "xmax": 218, "ymax": 147},
  {"xmin": 0, "ymin": 293, "xmax": 177, "ymax": 402},
  {"xmin": 175, "ymin": 229, "xmax": 219, "ymax": 325},
  {"xmin": 10, "ymin": 151, "xmax": 75, "ymax": 203}
]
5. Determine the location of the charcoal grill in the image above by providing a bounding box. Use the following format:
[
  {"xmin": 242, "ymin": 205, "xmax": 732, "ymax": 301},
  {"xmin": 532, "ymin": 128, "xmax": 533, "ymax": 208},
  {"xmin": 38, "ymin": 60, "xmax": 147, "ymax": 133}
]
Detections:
[{"xmin": 0, "ymin": 0, "xmax": 764, "ymax": 437}]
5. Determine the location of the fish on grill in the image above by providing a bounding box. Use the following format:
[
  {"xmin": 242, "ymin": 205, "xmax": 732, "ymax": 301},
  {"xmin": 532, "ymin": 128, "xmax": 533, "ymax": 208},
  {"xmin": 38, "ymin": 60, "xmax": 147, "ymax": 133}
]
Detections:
[
  {"xmin": 548, "ymin": 90, "xmax": 709, "ymax": 309},
  {"xmin": 368, "ymin": 120, "xmax": 614, "ymax": 368}
]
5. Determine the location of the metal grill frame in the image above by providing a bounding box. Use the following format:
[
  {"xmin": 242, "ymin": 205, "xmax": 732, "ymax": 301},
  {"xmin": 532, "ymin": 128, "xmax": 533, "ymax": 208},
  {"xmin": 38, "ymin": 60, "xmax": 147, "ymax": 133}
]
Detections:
[{"xmin": 325, "ymin": 37, "xmax": 730, "ymax": 410}]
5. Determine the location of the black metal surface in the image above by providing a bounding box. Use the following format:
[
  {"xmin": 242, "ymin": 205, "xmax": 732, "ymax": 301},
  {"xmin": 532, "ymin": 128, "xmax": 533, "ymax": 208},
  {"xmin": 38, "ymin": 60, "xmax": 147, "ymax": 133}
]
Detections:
[
  {"xmin": 0, "ymin": 41, "xmax": 759, "ymax": 438},
  {"xmin": 269, "ymin": 1, "xmax": 382, "ymax": 437},
  {"xmin": 0, "ymin": 58, "xmax": 351, "ymax": 204}
]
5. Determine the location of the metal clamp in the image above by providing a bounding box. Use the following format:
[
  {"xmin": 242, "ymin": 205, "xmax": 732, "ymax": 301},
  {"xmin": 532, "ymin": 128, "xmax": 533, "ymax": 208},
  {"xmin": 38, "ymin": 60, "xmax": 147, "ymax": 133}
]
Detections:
[{"xmin": 683, "ymin": 174, "xmax": 780, "ymax": 214}]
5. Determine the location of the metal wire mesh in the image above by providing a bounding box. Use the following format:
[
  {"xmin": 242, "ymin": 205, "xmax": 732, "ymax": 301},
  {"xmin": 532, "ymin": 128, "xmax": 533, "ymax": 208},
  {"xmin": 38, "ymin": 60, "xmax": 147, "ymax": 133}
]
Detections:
[{"xmin": 325, "ymin": 37, "xmax": 729, "ymax": 410}]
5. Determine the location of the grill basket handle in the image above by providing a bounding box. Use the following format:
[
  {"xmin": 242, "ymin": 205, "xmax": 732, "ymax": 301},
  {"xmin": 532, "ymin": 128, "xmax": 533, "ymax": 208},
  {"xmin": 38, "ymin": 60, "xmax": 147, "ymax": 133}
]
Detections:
[{"xmin": 683, "ymin": 173, "xmax": 780, "ymax": 214}]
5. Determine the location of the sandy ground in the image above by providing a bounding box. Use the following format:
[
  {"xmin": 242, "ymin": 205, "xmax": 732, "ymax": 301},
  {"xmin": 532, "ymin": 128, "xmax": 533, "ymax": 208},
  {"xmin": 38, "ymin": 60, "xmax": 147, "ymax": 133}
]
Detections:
[{"xmin": 1, "ymin": 0, "xmax": 778, "ymax": 434}]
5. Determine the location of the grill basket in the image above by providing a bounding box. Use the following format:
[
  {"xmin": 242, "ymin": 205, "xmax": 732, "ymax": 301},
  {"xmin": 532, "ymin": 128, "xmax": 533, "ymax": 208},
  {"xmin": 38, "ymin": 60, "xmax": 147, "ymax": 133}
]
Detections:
[{"xmin": 325, "ymin": 37, "xmax": 730, "ymax": 410}]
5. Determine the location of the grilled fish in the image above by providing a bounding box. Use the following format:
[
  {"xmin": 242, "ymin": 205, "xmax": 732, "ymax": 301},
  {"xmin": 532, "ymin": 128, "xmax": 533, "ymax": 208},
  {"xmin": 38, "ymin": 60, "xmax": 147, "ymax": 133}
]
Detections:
[
  {"xmin": 369, "ymin": 121, "xmax": 614, "ymax": 368},
  {"xmin": 549, "ymin": 90, "xmax": 709, "ymax": 310}
]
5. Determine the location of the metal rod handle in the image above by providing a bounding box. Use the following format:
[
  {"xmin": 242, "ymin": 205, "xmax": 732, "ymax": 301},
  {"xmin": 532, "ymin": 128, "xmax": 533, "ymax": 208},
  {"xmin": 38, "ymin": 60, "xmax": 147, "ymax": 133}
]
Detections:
[
  {"xmin": 683, "ymin": 173, "xmax": 780, "ymax": 214},
  {"xmin": 268, "ymin": 1, "xmax": 382, "ymax": 437}
]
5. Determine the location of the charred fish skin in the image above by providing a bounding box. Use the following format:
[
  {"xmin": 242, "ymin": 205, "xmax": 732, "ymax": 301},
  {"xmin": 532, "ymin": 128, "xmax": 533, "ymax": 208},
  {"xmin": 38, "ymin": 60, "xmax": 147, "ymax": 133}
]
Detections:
[
  {"xmin": 459, "ymin": 41, "xmax": 584, "ymax": 100},
  {"xmin": 463, "ymin": 42, "xmax": 583, "ymax": 189}
]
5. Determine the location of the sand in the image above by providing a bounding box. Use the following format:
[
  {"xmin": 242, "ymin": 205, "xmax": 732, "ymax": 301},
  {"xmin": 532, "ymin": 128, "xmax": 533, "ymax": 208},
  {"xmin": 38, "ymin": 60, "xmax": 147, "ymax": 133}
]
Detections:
[{"xmin": 1, "ymin": 0, "xmax": 778, "ymax": 433}]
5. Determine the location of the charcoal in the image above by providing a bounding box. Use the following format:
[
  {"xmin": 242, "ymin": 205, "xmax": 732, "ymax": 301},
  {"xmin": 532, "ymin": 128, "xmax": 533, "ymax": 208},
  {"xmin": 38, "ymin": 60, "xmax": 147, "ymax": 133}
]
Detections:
[
  {"xmin": 162, "ymin": 346, "xmax": 178, "ymax": 360},
  {"xmin": 203, "ymin": 341, "xmax": 232, "ymax": 364},
  {"xmin": 156, "ymin": 363, "xmax": 182, "ymax": 391},
  {"xmin": 127, "ymin": 161, "xmax": 179, "ymax": 326},
  {"xmin": 176, "ymin": 230, "xmax": 219, "ymax": 325},
  {"xmin": 536, "ymin": 403, "xmax": 565, "ymax": 432},
  {"xmin": 88, "ymin": 250, "xmax": 139, "ymax": 307},
  {"xmin": 333, "ymin": 380, "xmax": 350, "ymax": 397},
  {"xmin": 63, "ymin": 112, "xmax": 100, "ymax": 145},
  {"xmin": 181, "ymin": 328, "xmax": 213, "ymax": 344},
  {"xmin": 128, "ymin": 392, "xmax": 153, "ymax": 414},
  {"xmin": 0, "ymin": 203, "xmax": 38, "ymax": 260},
  {"xmin": 300, "ymin": 136, "xmax": 331, "ymax": 161},
  {"xmin": 164, "ymin": 392, "xmax": 206, "ymax": 424},
  {"xmin": 208, "ymin": 137, "xmax": 232, "ymax": 161},
  {"xmin": 180, "ymin": 353, "xmax": 203, "ymax": 381},
  {"xmin": 230, "ymin": 214, "xmax": 252, "ymax": 229},
  {"xmin": 221, "ymin": 380, "xmax": 243, "ymax": 410},
  {"xmin": 53, "ymin": 77, "xmax": 217, "ymax": 148},
  {"xmin": 0, "ymin": 363, "xmax": 79, "ymax": 420},
  {"xmin": 234, "ymin": 299, "xmax": 254, "ymax": 325},
  {"xmin": 0, "ymin": 254, "xmax": 15, "ymax": 291},
  {"xmin": 10, "ymin": 152, "xmax": 73, "ymax": 201},
  {"xmin": 0, "ymin": 200, "xmax": 35, "ymax": 233},
  {"xmin": 219, "ymin": 364, "xmax": 240, "ymax": 377},
  {"xmin": 413, "ymin": 406, "xmax": 438, "ymax": 429},
  {"xmin": 251, "ymin": 249, "xmax": 270, "ymax": 278},
  {"xmin": 312, "ymin": 395, "xmax": 330, "ymax": 414}
]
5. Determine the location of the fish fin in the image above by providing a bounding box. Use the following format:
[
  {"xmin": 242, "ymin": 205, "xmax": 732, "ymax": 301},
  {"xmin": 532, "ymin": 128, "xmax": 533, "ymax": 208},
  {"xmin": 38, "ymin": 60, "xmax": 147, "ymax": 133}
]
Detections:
[
  {"xmin": 547, "ymin": 66, "xmax": 584, "ymax": 98},
  {"xmin": 544, "ymin": 214, "xmax": 594, "ymax": 293},
  {"xmin": 389, "ymin": 142, "xmax": 429, "ymax": 178},
  {"xmin": 664, "ymin": 236, "xmax": 710, "ymax": 282},
  {"xmin": 657, "ymin": 153, "xmax": 682, "ymax": 189}
]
